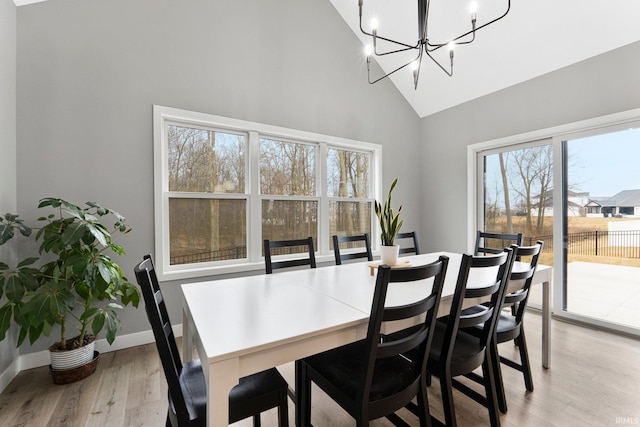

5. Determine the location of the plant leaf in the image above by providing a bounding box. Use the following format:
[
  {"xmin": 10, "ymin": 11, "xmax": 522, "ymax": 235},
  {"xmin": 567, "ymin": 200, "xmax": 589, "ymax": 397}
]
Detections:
[
  {"xmin": 61, "ymin": 221, "xmax": 86, "ymax": 246},
  {"xmin": 0, "ymin": 305, "xmax": 13, "ymax": 341},
  {"xmin": 81, "ymin": 307, "xmax": 99, "ymax": 321},
  {"xmin": 92, "ymin": 311, "xmax": 105, "ymax": 336}
]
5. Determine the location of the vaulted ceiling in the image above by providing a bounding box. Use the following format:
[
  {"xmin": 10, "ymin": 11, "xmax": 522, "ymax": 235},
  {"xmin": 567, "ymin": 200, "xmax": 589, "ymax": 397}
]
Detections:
[
  {"xmin": 330, "ymin": 0, "xmax": 640, "ymax": 118},
  {"xmin": 13, "ymin": 0, "xmax": 640, "ymax": 119}
]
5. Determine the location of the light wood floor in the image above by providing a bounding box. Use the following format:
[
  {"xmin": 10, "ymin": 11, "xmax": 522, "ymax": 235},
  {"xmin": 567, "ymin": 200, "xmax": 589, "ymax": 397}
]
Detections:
[{"xmin": 1, "ymin": 312, "xmax": 639, "ymax": 426}]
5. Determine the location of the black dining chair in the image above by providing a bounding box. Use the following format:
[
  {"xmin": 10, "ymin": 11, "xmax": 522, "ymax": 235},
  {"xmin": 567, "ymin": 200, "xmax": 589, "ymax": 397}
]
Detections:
[
  {"xmin": 264, "ymin": 237, "xmax": 316, "ymax": 274},
  {"xmin": 474, "ymin": 231, "xmax": 523, "ymax": 256},
  {"xmin": 296, "ymin": 257, "xmax": 449, "ymax": 427},
  {"xmin": 426, "ymin": 249, "xmax": 515, "ymax": 427},
  {"xmin": 134, "ymin": 255, "xmax": 289, "ymax": 427},
  {"xmin": 462, "ymin": 241, "xmax": 544, "ymax": 413},
  {"xmin": 396, "ymin": 231, "xmax": 421, "ymax": 255},
  {"xmin": 332, "ymin": 233, "xmax": 373, "ymax": 265}
]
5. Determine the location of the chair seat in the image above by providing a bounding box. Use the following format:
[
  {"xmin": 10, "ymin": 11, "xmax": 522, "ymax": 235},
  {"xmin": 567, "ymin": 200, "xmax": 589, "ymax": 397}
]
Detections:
[
  {"xmin": 171, "ymin": 360, "xmax": 288, "ymax": 425},
  {"xmin": 304, "ymin": 340, "xmax": 417, "ymax": 402},
  {"xmin": 429, "ymin": 320, "xmax": 486, "ymax": 377},
  {"xmin": 172, "ymin": 360, "xmax": 207, "ymax": 424},
  {"xmin": 494, "ymin": 313, "xmax": 520, "ymax": 338},
  {"xmin": 461, "ymin": 304, "xmax": 521, "ymax": 342}
]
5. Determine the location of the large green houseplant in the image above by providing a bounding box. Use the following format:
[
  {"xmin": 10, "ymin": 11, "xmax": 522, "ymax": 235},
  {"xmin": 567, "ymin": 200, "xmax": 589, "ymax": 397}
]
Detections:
[
  {"xmin": 374, "ymin": 177, "xmax": 404, "ymax": 265},
  {"xmin": 0, "ymin": 198, "xmax": 140, "ymax": 375}
]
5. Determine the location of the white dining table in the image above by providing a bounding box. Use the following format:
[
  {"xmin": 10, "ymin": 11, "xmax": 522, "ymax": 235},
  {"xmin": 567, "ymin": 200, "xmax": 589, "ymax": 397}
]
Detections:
[{"xmin": 181, "ymin": 252, "xmax": 552, "ymax": 427}]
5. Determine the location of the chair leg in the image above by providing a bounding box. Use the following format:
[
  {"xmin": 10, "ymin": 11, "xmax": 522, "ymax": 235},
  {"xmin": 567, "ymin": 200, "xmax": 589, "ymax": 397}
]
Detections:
[
  {"xmin": 418, "ymin": 378, "xmax": 432, "ymax": 427},
  {"xmin": 482, "ymin": 351, "xmax": 502, "ymax": 427},
  {"xmin": 439, "ymin": 371, "xmax": 458, "ymax": 427},
  {"xmin": 278, "ymin": 389, "xmax": 289, "ymax": 427},
  {"xmin": 516, "ymin": 330, "xmax": 534, "ymax": 392},
  {"xmin": 295, "ymin": 360, "xmax": 312, "ymax": 427},
  {"xmin": 491, "ymin": 339, "xmax": 508, "ymax": 413},
  {"xmin": 252, "ymin": 414, "xmax": 261, "ymax": 427}
]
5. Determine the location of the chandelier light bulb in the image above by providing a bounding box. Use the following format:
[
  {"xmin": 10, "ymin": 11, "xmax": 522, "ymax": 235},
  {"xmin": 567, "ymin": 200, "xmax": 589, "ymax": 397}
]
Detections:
[
  {"xmin": 470, "ymin": 1, "xmax": 478, "ymax": 14},
  {"xmin": 370, "ymin": 18, "xmax": 378, "ymax": 31},
  {"xmin": 364, "ymin": 45, "xmax": 374, "ymax": 57}
]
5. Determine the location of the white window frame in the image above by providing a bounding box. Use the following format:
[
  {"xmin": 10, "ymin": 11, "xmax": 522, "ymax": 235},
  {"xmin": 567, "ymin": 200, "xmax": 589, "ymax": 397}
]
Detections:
[{"xmin": 153, "ymin": 105, "xmax": 382, "ymax": 280}]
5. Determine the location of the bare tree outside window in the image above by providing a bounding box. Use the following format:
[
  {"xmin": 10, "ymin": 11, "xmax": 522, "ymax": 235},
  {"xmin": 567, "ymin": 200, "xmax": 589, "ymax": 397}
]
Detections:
[
  {"xmin": 327, "ymin": 148, "xmax": 371, "ymax": 249},
  {"xmin": 260, "ymin": 138, "xmax": 317, "ymax": 254},
  {"xmin": 484, "ymin": 144, "xmax": 554, "ymax": 263},
  {"xmin": 260, "ymin": 138, "xmax": 315, "ymax": 196},
  {"xmin": 167, "ymin": 125, "xmax": 246, "ymax": 265}
]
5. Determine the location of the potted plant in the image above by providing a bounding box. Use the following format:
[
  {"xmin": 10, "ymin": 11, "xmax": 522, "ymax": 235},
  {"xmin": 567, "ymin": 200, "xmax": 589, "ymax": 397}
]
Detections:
[
  {"xmin": 0, "ymin": 198, "xmax": 140, "ymax": 383},
  {"xmin": 374, "ymin": 177, "xmax": 404, "ymax": 265}
]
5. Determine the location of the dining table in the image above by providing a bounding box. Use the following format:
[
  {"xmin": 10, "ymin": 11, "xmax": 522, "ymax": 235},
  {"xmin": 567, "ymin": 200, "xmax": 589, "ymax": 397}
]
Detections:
[{"xmin": 181, "ymin": 251, "xmax": 552, "ymax": 427}]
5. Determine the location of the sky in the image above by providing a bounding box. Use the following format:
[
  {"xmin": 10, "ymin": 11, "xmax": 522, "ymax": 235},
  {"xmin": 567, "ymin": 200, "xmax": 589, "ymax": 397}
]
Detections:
[
  {"xmin": 568, "ymin": 127, "xmax": 640, "ymax": 197},
  {"xmin": 485, "ymin": 126, "xmax": 640, "ymax": 205}
]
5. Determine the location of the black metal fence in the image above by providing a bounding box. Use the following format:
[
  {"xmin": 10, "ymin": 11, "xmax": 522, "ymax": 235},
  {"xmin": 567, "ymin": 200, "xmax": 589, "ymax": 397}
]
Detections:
[
  {"xmin": 525, "ymin": 230, "xmax": 640, "ymax": 258},
  {"xmin": 170, "ymin": 230, "xmax": 640, "ymax": 264},
  {"xmin": 170, "ymin": 245, "xmax": 247, "ymax": 265}
]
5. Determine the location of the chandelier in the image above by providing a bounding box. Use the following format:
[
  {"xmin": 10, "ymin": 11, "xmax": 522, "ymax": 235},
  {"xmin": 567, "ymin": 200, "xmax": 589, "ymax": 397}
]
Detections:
[{"xmin": 359, "ymin": 0, "xmax": 511, "ymax": 89}]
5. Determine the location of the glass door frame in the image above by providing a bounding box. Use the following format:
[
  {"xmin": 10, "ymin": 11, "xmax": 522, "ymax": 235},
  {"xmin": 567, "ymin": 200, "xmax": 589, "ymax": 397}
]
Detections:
[{"xmin": 468, "ymin": 107, "xmax": 640, "ymax": 337}]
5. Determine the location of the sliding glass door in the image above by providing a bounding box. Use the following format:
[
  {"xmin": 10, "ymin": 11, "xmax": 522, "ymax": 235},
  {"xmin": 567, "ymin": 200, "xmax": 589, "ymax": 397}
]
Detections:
[
  {"xmin": 563, "ymin": 127, "xmax": 640, "ymax": 331},
  {"xmin": 475, "ymin": 114, "xmax": 640, "ymax": 335},
  {"xmin": 480, "ymin": 140, "xmax": 554, "ymax": 307}
]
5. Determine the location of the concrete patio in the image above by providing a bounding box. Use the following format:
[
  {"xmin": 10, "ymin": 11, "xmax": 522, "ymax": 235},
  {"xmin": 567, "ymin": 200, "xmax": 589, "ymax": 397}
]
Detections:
[{"xmin": 529, "ymin": 261, "xmax": 640, "ymax": 330}]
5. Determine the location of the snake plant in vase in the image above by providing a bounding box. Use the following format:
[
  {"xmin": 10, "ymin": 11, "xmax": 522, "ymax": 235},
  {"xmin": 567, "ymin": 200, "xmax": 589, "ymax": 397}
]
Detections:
[
  {"xmin": 0, "ymin": 198, "xmax": 140, "ymax": 383},
  {"xmin": 374, "ymin": 178, "xmax": 404, "ymax": 266}
]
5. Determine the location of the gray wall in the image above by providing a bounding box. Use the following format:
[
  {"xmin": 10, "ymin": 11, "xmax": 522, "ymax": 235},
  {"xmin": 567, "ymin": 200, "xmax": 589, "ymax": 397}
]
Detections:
[
  {"xmin": 0, "ymin": 0, "xmax": 18, "ymax": 372},
  {"xmin": 16, "ymin": 0, "xmax": 422, "ymax": 354},
  {"xmin": 420, "ymin": 41, "xmax": 640, "ymax": 254}
]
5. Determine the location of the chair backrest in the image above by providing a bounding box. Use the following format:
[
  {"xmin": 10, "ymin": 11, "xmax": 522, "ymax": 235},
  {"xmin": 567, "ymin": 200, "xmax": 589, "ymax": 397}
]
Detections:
[
  {"xmin": 441, "ymin": 250, "xmax": 515, "ymax": 367},
  {"xmin": 474, "ymin": 231, "xmax": 523, "ymax": 256},
  {"xmin": 359, "ymin": 256, "xmax": 449, "ymax": 415},
  {"xmin": 506, "ymin": 241, "xmax": 544, "ymax": 322},
  {"xmin": 264, "ymin": 237, "xmax": 316, "ymax": 274},
  {"xmin": 396, "ymin": 231, "xmax": 421, "ymax": 255},
  {"xmin": 332, "ymin": 233, "xmax": 373, "ymax": 265},
  {"xmin": 134, "ymin": 255, "xmax": 190, "ymax": 421}
]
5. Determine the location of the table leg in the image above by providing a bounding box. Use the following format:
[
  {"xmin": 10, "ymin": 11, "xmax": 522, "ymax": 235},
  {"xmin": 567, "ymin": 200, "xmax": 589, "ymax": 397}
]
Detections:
[
  {"xmin": 542, "ymin": 280, "xmax": 551, "ymax": 368},
  {"xmin": 205, "ymin": 357, "xmax": 240, "ymax": 427}
]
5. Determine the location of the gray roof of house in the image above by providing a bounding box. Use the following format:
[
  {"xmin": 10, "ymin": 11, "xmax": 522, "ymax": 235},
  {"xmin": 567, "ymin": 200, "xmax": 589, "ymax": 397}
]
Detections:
[{"xmin": 590, "ymin": 189, "xmax": 640, "ymax": 207}]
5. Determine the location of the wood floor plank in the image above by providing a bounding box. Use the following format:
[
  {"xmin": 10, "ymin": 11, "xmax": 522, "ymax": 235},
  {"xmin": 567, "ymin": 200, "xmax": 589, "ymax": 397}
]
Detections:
[
  {"xmin": 1, "ymin": 312, "xmax": 639, "ymax": 426},
  {"xmin": 84, "ymin": 357, "xmax": 133, "ymax": 426}
]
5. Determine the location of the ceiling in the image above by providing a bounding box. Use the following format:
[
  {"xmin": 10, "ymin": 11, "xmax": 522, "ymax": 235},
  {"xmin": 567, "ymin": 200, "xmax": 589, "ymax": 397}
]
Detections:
[
  {"xmin": 13, "ymin": 0, "xmax": 640, "ymax": 118},
  {"xmin": 330, "ymin": 0, "xmax": 640, "ymax": 118}
]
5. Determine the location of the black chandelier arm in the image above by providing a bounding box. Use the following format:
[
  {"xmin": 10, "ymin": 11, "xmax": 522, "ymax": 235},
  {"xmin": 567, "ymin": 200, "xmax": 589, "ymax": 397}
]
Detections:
[
  {"xmin": 425, "ymin": 49, "xmax": 453, "ymax": 77},
  {"xmin": 373, "ymin": 43, "xmax": 418, "ymax": 57},
  {"xmin": 359, "ymin": 23, "xmax": 420, "ymax": 51},
  {"xmin": 367, "ymin": 51, "xmax": 422, "ymax": 85},
  {"xmin": 426, "ymin": 32, "xmax": 475, "ymax": 52},
  {"xmin": 426, "ymin": 0, "xmax": 510, "ymax": 50}
]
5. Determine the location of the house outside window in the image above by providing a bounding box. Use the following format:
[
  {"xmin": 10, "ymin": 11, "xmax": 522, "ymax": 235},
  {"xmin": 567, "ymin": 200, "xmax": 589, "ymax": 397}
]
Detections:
[{"xmin": 154, "ymin": 106, "xmax": 381, "ymax": 279}]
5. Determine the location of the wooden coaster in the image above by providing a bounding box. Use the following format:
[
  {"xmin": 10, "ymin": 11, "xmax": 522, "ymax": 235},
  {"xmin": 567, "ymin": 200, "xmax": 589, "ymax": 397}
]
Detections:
[{"xmin": 368, "ymin": 260, "xmax": 411, "ymax": 276}]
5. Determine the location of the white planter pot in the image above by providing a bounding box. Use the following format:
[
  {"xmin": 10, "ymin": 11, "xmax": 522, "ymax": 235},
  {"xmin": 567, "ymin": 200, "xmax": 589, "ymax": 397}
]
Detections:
[
  {"xmin": 50, "ymin": 341, "xmax": 95, "ymax": 370},
  {"xmin": 380, "ymin": 245, "xmax": 400, "ymax": 266}
]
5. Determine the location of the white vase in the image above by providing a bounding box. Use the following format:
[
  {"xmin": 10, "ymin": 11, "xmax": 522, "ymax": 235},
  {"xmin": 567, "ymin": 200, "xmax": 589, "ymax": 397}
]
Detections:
[
  {"xmin": 380, "ymin": 245, "xmax": 400, "ymax": 266},
  {"xmin": 50, "ymin": 341, "xmax": 95, "ymax": 370}
]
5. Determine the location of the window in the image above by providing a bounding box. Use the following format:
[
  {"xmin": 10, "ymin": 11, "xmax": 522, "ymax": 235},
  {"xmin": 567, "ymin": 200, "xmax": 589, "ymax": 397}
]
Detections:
[
  {"xmin": 327, "ymin": 147, "xmax": 372, "ymax": 250},
  {"xmin": 154, "ymin": 106, "xmax": 381, "ymax": 279},
  {"xmin": 469, "ymin": 108, "xmax": 640, "ymax": 337}
]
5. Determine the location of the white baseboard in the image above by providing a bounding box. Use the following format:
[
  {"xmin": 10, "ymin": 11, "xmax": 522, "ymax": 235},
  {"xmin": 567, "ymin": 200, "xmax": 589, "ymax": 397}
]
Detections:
[
  {"xmin": 0, "ymin": 358, "xmax": 20, "ymax": 394},
  {"xmin": 0, "ymin": 324, "xmax": 182, "ymax": 393}
]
